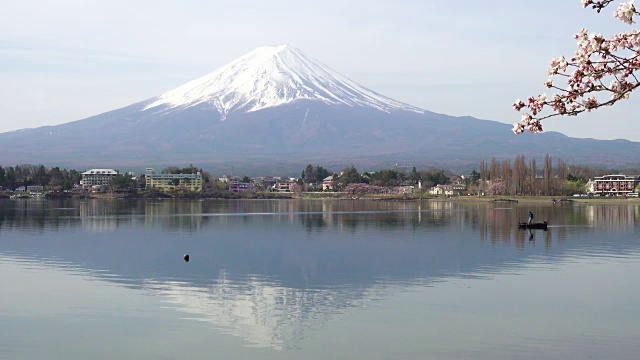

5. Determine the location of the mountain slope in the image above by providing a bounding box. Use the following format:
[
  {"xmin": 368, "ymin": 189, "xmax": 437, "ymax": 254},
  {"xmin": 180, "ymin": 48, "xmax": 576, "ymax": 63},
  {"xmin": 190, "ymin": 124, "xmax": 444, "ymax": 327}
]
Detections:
[
  {"xmin": 1, "ymin": 45, "xmax": 639, "ymax": 173},
  {"xmin": 144, "ymin": 44, "xmax": 423, "ymax": 119}
]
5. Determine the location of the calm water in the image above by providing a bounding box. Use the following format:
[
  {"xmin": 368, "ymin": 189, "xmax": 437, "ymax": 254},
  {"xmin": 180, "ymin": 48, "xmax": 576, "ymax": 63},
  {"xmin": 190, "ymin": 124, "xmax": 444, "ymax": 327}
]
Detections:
[{"xmin": 0, "ymin": 199, "xmax": 639, "ymax": 359}]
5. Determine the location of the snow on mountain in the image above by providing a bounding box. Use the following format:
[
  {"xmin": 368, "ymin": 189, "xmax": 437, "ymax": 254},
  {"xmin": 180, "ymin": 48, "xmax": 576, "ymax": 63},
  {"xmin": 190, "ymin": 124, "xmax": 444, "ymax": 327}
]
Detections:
[{"xmin": 144, "ymin": 44, "xmax": 424, "ymax": 119}]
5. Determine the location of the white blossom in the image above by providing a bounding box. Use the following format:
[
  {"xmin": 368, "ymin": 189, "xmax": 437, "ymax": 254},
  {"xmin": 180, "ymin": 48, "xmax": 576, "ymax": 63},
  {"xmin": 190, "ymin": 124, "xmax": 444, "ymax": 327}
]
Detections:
[
  {"xmin": 614, "ymin": 0, "xmax": 636, "ymax": 24},
  {"xmin": 512, "ymin": 123, "xmax": 525, "ymax": 134}
]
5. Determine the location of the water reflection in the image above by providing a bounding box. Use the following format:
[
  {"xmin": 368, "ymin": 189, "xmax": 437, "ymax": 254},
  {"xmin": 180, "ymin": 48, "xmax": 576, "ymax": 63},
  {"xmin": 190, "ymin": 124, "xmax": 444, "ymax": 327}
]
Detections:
[
  {"xmin": 142, "ymin": 271, "xmax": 392, "ymax": 350},
  {"xmin": 1, "ymin": 199, "xmax": 639, "ymax": 352},
  {"xmin": 2, "ymin": 199, "xmax": 638, "ymax": 234}
]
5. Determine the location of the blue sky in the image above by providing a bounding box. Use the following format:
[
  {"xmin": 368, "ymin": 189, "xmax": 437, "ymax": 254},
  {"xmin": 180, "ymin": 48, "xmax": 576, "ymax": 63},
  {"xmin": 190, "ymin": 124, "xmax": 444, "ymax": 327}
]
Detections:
[{"xmin": 1, "ymin": 0, "xmax": 639, "ymax": 140}]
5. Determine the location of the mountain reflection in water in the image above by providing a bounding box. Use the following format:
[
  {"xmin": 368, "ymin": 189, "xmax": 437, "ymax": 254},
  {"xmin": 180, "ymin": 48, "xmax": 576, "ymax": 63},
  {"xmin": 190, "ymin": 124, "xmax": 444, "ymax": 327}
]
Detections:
[{"xmin": 0, "ymin": 199, "xmax": 639, "ymax": 353}]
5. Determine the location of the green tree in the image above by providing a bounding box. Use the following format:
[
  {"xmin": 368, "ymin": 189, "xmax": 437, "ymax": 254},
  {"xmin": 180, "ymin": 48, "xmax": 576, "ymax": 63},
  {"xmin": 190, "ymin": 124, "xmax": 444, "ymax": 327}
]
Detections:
[
  {"xmin": 34, "ymin": 165, "xmax": 49, "ymax": 186},
  {"xmin": 368, "ymin": 169, "xmax": 405, "ymax": 186},
  {"xmin": 5, "ymin": 167, "xmax": 16, "ymax": 190},
  {"xmin": 563, "ymin": 181, "xmax": 586, "ymax": 195},
  {"xmin": 340, "ymin": 166, "xmax": 363, "ymax": 186},
  {"xmin": 162, "ymin": 164, "xmax": 200, "ymax": 175},
  {"xmin": 301, "ymin": 164, "xmax": 313, "ymax": 183},
  {"xmin": 66, "ymin": 169, "xmax": 82, "ymax": 190},
  {"xmin": 422, "ymin": 170, "xmax": 449, "ymax": 186},
  {"xmin": 469, "ymin": 170, "xmax": 480, "ymax": 182},
  {"xmin": 410, "ymin": 167, "xmax": 419, "ymax": 182},
  {"xmin": 214, "ymin": 180, "xmax": 228, "ymax": 191},
  {"xmin": 0, "ymin": 166, "xmax": 5, "ymax": 188},
  {"xmin": 162, "ymin": 166, "xmax": 179, "ymax": 174},
  {"xmin": 566, "ymin": 174, "xmax": 586, "ymax": 183},
  {"xmin": 110, "ymin": 174, "xmax": 136, "ymax": 192},
  {"xmin": 13, "ymin": 165, "xmax": 29, "ymax": 187},
  {"xmin": 301, "ymin": 164, "xmax": 332, "ymax": 184},
  {"xmin": 48, "ymin": 167, "xmax": 63, "ymax": 188}
]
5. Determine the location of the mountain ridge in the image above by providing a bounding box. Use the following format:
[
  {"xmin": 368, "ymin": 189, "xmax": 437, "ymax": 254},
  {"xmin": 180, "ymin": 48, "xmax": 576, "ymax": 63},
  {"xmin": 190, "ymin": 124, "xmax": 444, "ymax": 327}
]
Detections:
[{"xmin": 1, "ymin": 45, "xmax": 639, "ymax": 173}]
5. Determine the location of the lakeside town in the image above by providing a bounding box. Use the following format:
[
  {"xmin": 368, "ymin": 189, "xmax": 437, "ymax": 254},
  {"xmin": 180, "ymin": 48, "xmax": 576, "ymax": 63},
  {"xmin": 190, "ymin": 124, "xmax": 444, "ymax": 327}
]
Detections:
[{"xmin": 1, "ymin": 157, "xmax": 639, "ymax": 200}]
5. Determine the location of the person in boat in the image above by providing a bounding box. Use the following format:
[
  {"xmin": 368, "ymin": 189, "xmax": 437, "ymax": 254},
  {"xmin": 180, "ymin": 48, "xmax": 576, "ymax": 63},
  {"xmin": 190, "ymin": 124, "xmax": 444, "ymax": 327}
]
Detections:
[{"xmin": 528, "ymin": 211, "xmax": 533, "ymax": 224}]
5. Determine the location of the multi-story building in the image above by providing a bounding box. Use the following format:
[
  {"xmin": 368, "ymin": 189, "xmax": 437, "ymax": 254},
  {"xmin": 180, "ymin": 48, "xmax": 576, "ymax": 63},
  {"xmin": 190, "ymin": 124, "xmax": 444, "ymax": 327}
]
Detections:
[
  {"xmin": 273, "ymin": 181, "xmax": 297, "ymax": 193},
  {"xmin": 228, "ymin": 181, "xmax": 253, "ymax": 192},
  {"xmin": 145, "ymin": 168, "xmax": 203, "ymax": 191},
  {"xmin": 80, "ymin": 169, "xmax": 119, "ymax": 189},
  {"xmin": 429, "ymin": 184, "xmax": 466, "ymax": 197},
  {"xmin": 322, "ymin": 175, "xmax": 335, "ymax": 191},
  {"xmin": 592, "ymin": 174, "xmax": 640, "ymax": 196}
]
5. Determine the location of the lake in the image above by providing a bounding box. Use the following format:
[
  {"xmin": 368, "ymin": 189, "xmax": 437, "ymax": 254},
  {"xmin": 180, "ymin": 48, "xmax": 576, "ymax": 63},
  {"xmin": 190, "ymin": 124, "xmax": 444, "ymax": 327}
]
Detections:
[{"xmin": 1, "ymin": 199, "xmax": 639, "ymax": 359}]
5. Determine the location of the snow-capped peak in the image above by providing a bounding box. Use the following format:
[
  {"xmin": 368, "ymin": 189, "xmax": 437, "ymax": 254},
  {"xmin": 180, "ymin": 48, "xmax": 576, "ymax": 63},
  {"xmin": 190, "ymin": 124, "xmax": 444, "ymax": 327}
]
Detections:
[{"xmin": 144, "ymin": 44, "xmax": 424, "ymax": 118}]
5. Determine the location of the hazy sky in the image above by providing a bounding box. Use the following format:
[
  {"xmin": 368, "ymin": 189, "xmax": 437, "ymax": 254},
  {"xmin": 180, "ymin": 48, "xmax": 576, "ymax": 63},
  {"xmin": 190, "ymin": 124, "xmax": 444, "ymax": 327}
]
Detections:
[{"xmin": 1, "ymin": 0, "xmax": 639, "ymax": 140}]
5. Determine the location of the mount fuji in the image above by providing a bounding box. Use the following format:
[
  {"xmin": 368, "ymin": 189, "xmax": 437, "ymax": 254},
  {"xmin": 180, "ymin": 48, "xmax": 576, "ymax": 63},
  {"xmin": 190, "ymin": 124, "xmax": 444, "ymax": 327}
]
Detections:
[
  {"xmin": 145, "ymin": 44, "xmax": 424, "ymax": 119},
  {"xmin": 1, "ymin": 44, "xmax": 639, "ymax": 173}
]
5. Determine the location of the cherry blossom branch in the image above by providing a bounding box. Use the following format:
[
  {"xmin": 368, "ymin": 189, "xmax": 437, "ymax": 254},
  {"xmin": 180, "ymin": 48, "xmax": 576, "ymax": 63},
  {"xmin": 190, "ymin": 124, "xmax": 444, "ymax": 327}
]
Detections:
[
  {"xmin": 583, "ymin": 0, "xmax": 617, "ymax": 13},
  {"xmin": 513, "ymin": 0, "xmax": 640, "ymax": 134}
]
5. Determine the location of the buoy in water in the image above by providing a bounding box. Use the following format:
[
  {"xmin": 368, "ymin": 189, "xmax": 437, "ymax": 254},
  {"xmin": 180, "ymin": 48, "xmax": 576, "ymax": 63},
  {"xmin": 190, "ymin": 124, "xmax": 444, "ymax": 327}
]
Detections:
[{"xmin": 183, "ymin": 254, "xmax": 190, "ymax": 262}]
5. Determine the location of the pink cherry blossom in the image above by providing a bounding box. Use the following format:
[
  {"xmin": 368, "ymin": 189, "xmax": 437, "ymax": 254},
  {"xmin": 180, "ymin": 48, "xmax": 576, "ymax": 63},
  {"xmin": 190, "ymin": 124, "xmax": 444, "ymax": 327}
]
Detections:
[
  {"xmin": 512, "ymin": 99, "xmax": 526, "ymax": 111},
  {"xmin": 514, "ymin": 0, "xmax": 640, "ymax": 134},
  {"xmin": 512, "ymin": 122, "xmax": 525, "ymax": 134}
]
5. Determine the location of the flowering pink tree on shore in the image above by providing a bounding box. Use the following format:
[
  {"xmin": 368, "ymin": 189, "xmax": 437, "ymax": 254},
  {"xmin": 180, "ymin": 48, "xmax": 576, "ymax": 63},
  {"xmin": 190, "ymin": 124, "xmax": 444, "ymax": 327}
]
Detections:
[{"xmin": 513, "ymin": 0, "xmax": 640, "ymax": 134}]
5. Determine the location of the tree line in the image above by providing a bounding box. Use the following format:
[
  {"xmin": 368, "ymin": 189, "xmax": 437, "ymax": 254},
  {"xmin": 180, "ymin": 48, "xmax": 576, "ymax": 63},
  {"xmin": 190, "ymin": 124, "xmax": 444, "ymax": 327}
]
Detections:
[
  {"xmin": 476, "ymin": 154, "xmax": 640, "ymax": 196},
  {"xmin": 3, "ymin": 160, "xmax": 637, "ymax": 196},
  {"xmin": 0, "ymin": 164, "xmax": 210, "ymax": 193},
  {"xmin": 0, "ymin": 165, "xmax": 82, "ymax": 190},
  {"xmin": 298, "ymin": 164, "xmax": 451, "ymax": 190}
]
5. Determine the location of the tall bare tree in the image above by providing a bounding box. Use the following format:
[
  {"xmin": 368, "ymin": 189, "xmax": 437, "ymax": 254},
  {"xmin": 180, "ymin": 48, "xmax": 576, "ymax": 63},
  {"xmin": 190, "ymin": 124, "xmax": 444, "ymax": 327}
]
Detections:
[
  {"xmin": 543, "ymin": 154, "xmax": 553, "ymax": 195},
  {"xmin": 500, "ymin": 159, "xmax": 512, "ymax": 194},
  {"xmin": 490, "ymin": 158, "xmax": 499, "ymax": 183},
  {"xmin": 556, "ymin": 158, "xmax": 567, "ymax": 182},
  {"xmin": 479, "ymin": 160, "xmax": 487, "ymax": 194},
  {"xmin": 512, "ymin": 155, "xmax": 527, "ymax": 195},
  {"xmin": 529, "ymin": 158, "xmax": 537, "ymax": 195}
]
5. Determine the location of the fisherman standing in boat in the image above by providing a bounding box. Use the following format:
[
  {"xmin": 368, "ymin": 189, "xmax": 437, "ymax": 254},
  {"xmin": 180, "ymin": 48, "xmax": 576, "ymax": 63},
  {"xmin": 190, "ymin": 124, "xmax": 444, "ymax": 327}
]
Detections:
[{"xmin": 528, "ymin": 211, "xmax": 534, "ymax": 224}]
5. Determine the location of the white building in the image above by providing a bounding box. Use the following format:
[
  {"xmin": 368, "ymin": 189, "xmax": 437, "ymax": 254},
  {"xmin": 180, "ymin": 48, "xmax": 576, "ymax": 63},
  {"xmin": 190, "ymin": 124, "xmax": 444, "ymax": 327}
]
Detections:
[
  {"xmin": 429, "ymin": 184, "xmax": 466, "ymax": 197},
  {"xmin": 592, "ymin": 174, "xmax": 640, "ymax": 196},
  {"xmin": 322, "ymin": 175, "xmax": 335, "ymax": 191},
  {"xmin": 273, "ymin": 182, "xmax": 297, "ymax": 193},
  {"xmin": 80, "ymin": 169, "xmax": 119, "ymax": 189}
]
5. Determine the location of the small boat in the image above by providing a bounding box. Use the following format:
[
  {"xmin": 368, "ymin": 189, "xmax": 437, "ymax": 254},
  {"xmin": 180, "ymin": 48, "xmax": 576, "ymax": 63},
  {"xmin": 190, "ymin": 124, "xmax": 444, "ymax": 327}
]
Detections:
[{"xmin": 517, "ymin": 221, "xmax": 548, "ymax": 230}]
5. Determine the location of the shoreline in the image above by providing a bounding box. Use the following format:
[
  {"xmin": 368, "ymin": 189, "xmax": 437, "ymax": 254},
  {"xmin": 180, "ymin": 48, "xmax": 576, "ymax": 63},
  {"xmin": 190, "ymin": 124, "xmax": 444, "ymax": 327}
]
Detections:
[{"xmin": 3, "ymin": 192, "xmax": 639, "ymax": 204}]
